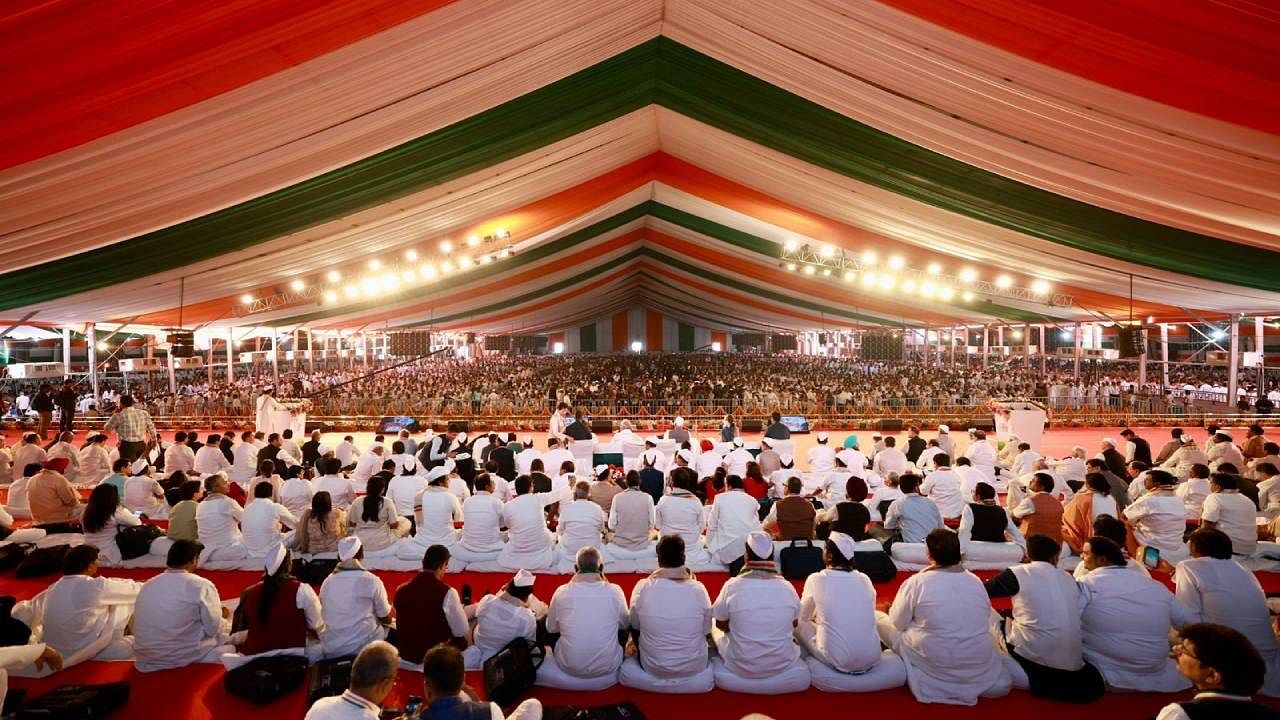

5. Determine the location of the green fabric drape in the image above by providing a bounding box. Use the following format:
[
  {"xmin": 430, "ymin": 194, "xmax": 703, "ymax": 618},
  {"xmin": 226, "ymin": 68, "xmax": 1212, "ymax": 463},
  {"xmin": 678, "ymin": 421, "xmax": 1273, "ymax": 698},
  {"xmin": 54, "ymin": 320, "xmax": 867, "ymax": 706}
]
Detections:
[
  {"xmin": 3, "ymin": 38, "xmax": 1271, "ymax": 312},
  {"xmin": 578, "ymin": 323, "xmax": 597, "ymax": 352}
]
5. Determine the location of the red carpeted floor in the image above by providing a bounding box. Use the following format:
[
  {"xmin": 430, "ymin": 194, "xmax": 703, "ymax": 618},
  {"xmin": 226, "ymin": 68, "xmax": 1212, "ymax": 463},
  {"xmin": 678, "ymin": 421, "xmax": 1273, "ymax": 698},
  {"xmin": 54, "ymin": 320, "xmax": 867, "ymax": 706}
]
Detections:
[{"xmin": 8, "ymin": 564, "xmax": 1280, "ymax": 719}]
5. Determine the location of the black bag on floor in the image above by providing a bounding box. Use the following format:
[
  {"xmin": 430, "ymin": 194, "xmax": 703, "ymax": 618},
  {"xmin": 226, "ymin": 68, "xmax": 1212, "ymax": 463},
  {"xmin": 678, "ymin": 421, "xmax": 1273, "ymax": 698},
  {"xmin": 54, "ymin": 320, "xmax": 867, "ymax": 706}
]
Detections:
[
  {"xmin": 0, "ymin": 543, "xmax": 33, "ymax": 572},
  {"xmin": 853, "ymin": 549, "xmax": 898, "ymax": 584},
  {"xmin": 294, "ymin": 558, "xmax": 338, "ymax": 587},
  {"xmin": 544, "ymin": 703, "xmax": 647, "ymax": 720},
  {"xmin": 224, "ymin": 654, "xmax": 308, "ymax": 706},
  {"xmin": 306, "ymin": 655, "xmax": 354, "ymax": 707},
  {"xmin": 0, "ymin": 596, "xmax": 32, "ymax": 647},
  {"xmin": 483, "ymin": 638, "xmax": 542, "ymax": 707},
  {"xmin": 16, "ymin": 681, "xmax": 130, "ymax": 719},
  {"xmin": 115, "ymin": 525, "xmax": 163, "ymax": 561},
  {"xmin": 16, "ymin": 545, "xmax": 70, "ymax": 579},
  {"xmin": 779, "ymin": 538, "xmax": 823, "ymax": 580}
]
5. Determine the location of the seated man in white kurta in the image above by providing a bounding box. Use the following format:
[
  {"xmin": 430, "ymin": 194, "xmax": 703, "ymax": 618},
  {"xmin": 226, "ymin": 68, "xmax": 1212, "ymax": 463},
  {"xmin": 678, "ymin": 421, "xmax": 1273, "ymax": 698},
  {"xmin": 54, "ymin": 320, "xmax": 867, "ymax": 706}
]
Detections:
[
  {"xmin": 557, "ymin": 481, "xmax": 607, "ymax": 568},
  {"xmin": 13, "ymin": 545, "xmax": 142, "ymax": 671},
  {"xmin": 879, "ymin": 529, "xmax": 1011, "ymax": 705},
  {"xmin": 619, "ymin": 535, "xmax": 715, "ymax": 693},
  {"xmin": 497, "ymin": 476, "xmax": 568, "ymax": 572},
  {"xmin": 195, "ymin": 473, "xmax": 248, "ymax": 564},
  {"xmin": 655, "ymin": 468, "xmax": 714, "ymax": 569},
  {"xmin": 711, "ymin": 532, "xmax": 810, "ymax": 694},
  {"xmin": 462, "ymin": 570, "xmax": 546, "ymax": 670},
  {"xmin": 451, "ymin": 473, "xmax": 505, "ymax": 564},
  {"xmin": 604, "ymin": 472, "xmax": 656, "ymax": 562},
  {"xmin": 132, "ymin": 540, "xmax": 234, "ymax": 672},
  {"xmin": 1078, "ymin": 535, "xmax": 1195, "ymax": 692},
  {"xmin": 704, "ymin": 475, "xmax": 762, "ymax": 567},
  {"xmin": 318, "ymin": 537, "xmax": 394, "ymax": 659},
  {"xmin": 797, "ymin": 531, "xmax": 906, "ymax": 692},
  {"xmin": 957, "ymin": 482, "xmax": 1027, "ymax": 565},
  {"xmin": 396, "ymin": 468, "xmax": 462, "ymax": 562},
  {"xmin": 536, "ymin": 547, "xmax": 629, "ymax": 691}
]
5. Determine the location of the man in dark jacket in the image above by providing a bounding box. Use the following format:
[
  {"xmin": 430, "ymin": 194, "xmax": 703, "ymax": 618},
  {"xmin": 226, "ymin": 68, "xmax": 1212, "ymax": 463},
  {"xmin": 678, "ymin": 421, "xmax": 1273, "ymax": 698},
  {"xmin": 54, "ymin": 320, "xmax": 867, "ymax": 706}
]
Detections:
[
  {"xmin": 1120, "ymin": 428, "xmax": 1152, "ymax": 465},
  {"xmin": 54, "ymin": 380, "xmax": 78, "ymax": 433}
]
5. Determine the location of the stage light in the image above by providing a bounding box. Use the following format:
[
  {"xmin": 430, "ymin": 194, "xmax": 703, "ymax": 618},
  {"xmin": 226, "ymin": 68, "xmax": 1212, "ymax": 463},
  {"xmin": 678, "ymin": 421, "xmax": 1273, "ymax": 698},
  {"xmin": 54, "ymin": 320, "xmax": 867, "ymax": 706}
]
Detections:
[
  {"xmin": 938, "ymin": 286, "xmax": 955, "ymax": 301},
  {"xmin": 326, "ymin": 270, "xmax": 341, "ymax": 283},
  {"xmin": 861, "ymin": 250, "xmax": 877, "ymax": 264},
  {"xmin": 405, "ymin": 249, "xmax": 418, "ymax": 262},
  {"xmin": 630, "ymin": 341, "xmax": 643, "ymax": 352},
  {"xmin": 959, "ymin": 267, "xmax": 977, "ymax": 283},
  {"xmin": 1012, "ymin": 329, "xmax": 1024, "ymax": 339},
  {"xmin": 360, "ymin": 277, "xmax": 379, "ymax": 295},
  {"xmin": 920, "ymin": 281, "xmax": 936, "ymax": 298},
  {"xmin": 458, "ymin": 255, "xmax": 474, "ymax": 269},
  {"xmin": 343, "ymin": 284, "xmax": 359, "ymax": 299},
  {"xmin": 1146, "ymin": 315, "xmax": 1155, "ymax": 324},
  {"xmin": 961, "ymin": 290, "xmax": 975, "ymax": 302},
  {"xmin": 1211, "ymin": 328, "xmax": 1226, "ymax": 340},
  {"xmin": 439, "ymin": 240, "xmax": 454, "ymax": 254},
  {"xmin": 843, "ymin": 270, "xmax": 855, "ymax": 282},
  {"xmin": 290, "ymin": 279, "xmax": 305, "ymax": 292},
  {"xmin": 402, "ymin": 270, "xmax": 416, "ymax": 283},
  {"xmin": 861, "ymin": 272, "xmax": 877, "ymax": 287},
  {"xmin": 96, "ymin": 341, "xmax": 109, "ymax": 351},
  {"xmin": 878, "ymin": 274, "xmax": 895, "ymax": 291},
  {"xmin": 1060, "ymin": 329, "xmax": 1072, "ymax": 340},
  {"xmin": 323, "ymin": 290, "xmax": 339, "ymax": 304},
  {"xmin": 995, "ymin": 274, "xmax": 1013, "ymax": 289},
  {"xmin": 466, "ymin": 235, "xmax": 480, "ymax": 248},
  {"xmin": 901, "ymin": 279, "xmax": 917, "ymax": 293},
  {"xmin": 820, "ymin": 243, "xmax": 836, "ymax": 258},
  {"xmin": 1030, "ymin": 279, "xmax": 1051, "ymax": 295},
  {"xmin": 419, "ymin": 264, "xmax": 438, "ymax": 280},
  {"xmin": 784, "ymin": 239, "xmax": 799, "ymax": 252},
  {"xmin": 926, "ymin": 262, "xmax": 942, "ymax": 275},
  {"xmin": 803, "ymin": 265, "xmax": 815, "ymax": 275},
  {"xmin": 496, "ymin": 228, "xmax": 510, "ymax": 239},
  {"xmin": 711, "ymin": 341, "xmax": 722, "ymax": 352},
  {"xmin": 368, "ymin": 259, "xmax": 382, "ymax": 271},
  {"xmin": 553, "ymin": 342, "xmax": 565, "ymax": 354},
  {"xmin": 240, "ymin": 294, "xmax": 254, "ymax": 305},
  {"xmin": 381, "ymin": 273, "xmax": 399, "ymax": 291},
  {"xmin": 441, "ymin": 259, "xmax": 454, "ymax": 273},
  {"xmin": 887, "ymin": 255, "xmax": 905, "ymax": 270},
  {"xmin": 786, "ymin": 262, "xmax": 797, "ymax": 272}
]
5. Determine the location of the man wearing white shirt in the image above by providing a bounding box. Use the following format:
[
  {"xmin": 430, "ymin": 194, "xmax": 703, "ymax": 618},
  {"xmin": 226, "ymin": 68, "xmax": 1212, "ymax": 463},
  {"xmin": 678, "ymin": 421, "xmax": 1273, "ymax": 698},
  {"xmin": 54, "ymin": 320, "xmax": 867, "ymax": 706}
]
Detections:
[
  {"xmin": 9, "ymin": 433, "xmax": 45, "ymax": 483},
  {"xmin": 45, "ymin": 432, "xmax": 82, "ymax": 484},
  {"xmin": 398, "ymin": 470, "xmax": 463, "ymax": 561},
  {"xmin": 797, "ymin": 532, "xmax": 906, "ymax": 692},
  {"xmin": 304, "ymin": 640, "xmax": 399, "ymax": 720},
  {"xmin": 195, "ymin": 473, "xmax": 247, "ymax": 563},
  {"xmin": 280, "ymin": 429, "xmax": 303, "ymax": 466},
  {"xmin": 695, "ymin": 447, "xmax": 724, "ymax": 479},
  {"xmin": 77, "ymin": 434, "xmax": 113, "ymax": 486},
  {"xmin": 542, "ymin": 438, "xmax": 574, "ymax": 479},
  {"xmin": 807, "ymin": 432, "xmax": 836, "ymax": 473},
  {"xmin": 537, "ymin": 547, "xmax": 628, "ymax": 690},
  {"xmin": 620, "ymin": 535, "xmax": 716, "ymax": 693},
  {"xmin": 193, "ymin": 434, "xmax": 232, "ymax": 476},
  {"xmin": 335, "ymin": 436, "xmax": 361, "ymax": 470},
  {"xmin": 952, "ymin": 457, "xmax": 988, "ymax": 499},
  {"xmin": 164, "ymin": 431, "xmax": 196, "ymax": 474},
  {"xmin": 963, "ymin": 431, "xmax": 998, "ymax": 477},
  {"xmin": 133, "ymin": 540, "xmax": 233, "ymax": 672},
  {"xmin": 241, "ymin": 481, "xmax": 299, "ymax": 557},
  {"xmin": 548, "ymin": 402, "xmax": 571, "ymax": 444},
  {"xmin": 872, "ymin": 437, "xmax": 908, "ymax": 478},
  {"xmin": 557, "ymin": 482, "xmax": 607, "ymax": 565},
  {"xmin": 230, "ymin": 431, "xmax": 259, "ymax": 485},
  {"xmin": 919, "ymin": 455, "xmax": 964, "ymax": 519},
  {"xmin": 314, "ymin": 458, "xmax": 356, "ymax": 510},
  {"xmin": 453, "ymin": 474, "xmax": 506, "ymax": 564},
  {"xmin": 836, "ymin": 444, "xmax": 868, "ymax": 478},
  {"xmin": 351, "ymin": 444, "xmax": 385, "ymax": 489},
  {"xmin": 1010, "ymin": 444, "xmax": 1042, "ymax": 478},
  {"xmin": 983, "ymin": 535, "xmax": 1103, "ymax": 701},
  {"xmin": 917, "ymin": 440, "xmax": 945, "ymax": 472},
  {"xmin": 319, "ymin": 537, "xmax": 393, "ymax": 659},
  {"xmin": 1200, "ymin": 473, "xmax": 1260, "ymax": 558},
  {"xmin": 1125, "ymin": 469, "xmax": 1191, "ymax": 562},
  {"xmin": 705, "ymin": 475, "xmax": 762, "ymax": 566},
  {"xmin": 711, "ymin": 533, "xmax": 809, "ymax": 693},
  {"xmin": 463, "ymin": 570, "xmax": 544, "ymax": 671},
  {"xmin": 123, "ymin": 470, "xmax": 167, "ymax": 519},
  {"xmin": 498, "ymin": 476, "xmax": 568, "ymax": 571},
  {"xmin": 279, "ymin": 469, "xmax": 314, "ymax": 520},
  {"xmin": 515, "ymin": 439, "xmax": 542, "ymax": 478},
  {"xmin": 723, "ymin": 439, "xmax": 752, "ymax": 478},
  {"xmin": 1077, "ymin": 535, "xmax": 1194, "ymax": 692},
  {"xmin": 655, "ymin": 469, "xmax": 712, "ymax": 567},
  {"xmin": 1175, "ymin": 528, "xmax": 1280, "ymax": 696},
  {"xmin": 386, "ymin": 463, "xmax": 428, "ymax": 525}
]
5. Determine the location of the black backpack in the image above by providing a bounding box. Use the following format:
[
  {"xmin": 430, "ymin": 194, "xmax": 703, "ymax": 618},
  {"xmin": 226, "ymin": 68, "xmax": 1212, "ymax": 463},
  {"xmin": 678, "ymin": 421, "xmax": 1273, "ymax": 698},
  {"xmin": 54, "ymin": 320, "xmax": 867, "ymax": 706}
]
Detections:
[
  {"xmin": 115, "ymin": 525, "xmax": 163, "ymax": 561},
  {"xmin": 483, "ymin": 638, "xmax": 543, "ymax": 707},
  {"xmin": 778, "ymin": 539, "xmax": 824, "ymax": 580},
  {"xmin": 0, "ymin": 543, "xmax": 33, "ymax": 572},
  {"xmin": 306, "ymin": 655, "xmax": 354, "ymax": 708},
  {"xmin": 16, "ymin": 545, "xmax": 70, "ymax": 579},
  {"xmin": 224, "ymin": 654, "xmax": 308, "ymax": 706},
  {"xmin": 15, "ymin": 681, "xmax": 130, "ymax": 719},
  {"xmin": 852, "ymin": 549, "xmax": 898, "ymax": 584},
  {"xmin": 293, "ymin": 558, "xmax": 338, "ymax": 587}
]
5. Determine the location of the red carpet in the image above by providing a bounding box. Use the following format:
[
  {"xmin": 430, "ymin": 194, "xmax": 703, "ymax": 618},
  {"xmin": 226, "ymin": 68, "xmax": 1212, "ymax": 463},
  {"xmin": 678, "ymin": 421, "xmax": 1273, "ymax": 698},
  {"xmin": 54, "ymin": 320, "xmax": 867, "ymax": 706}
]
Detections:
[{"xmin": 9, "ymin": 565, "xmax": 1280, "ymax": 719}]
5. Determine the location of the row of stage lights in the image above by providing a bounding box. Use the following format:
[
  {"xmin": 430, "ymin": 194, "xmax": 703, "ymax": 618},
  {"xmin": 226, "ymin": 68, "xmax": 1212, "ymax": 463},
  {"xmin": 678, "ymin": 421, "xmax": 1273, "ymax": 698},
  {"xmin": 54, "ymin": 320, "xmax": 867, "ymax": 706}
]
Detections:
[
  {"xmin": 239, "ymin": 230, "xmax": 512, "ymax": 308},
  {"xmin": 780, "ymin": 240, "xmax": 1062, "ymax": 306}
]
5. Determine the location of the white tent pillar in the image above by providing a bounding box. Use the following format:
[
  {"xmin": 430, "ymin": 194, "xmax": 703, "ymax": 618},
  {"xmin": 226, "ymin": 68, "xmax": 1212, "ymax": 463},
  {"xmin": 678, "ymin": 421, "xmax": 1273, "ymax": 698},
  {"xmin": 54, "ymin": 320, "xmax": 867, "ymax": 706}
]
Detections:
[
  {"xmin": 1160, "ymin": 324, "xmax": 1170, "ymax": 389},
  {"xmin": 1074, "ymin": 322, "xmax": 1082, "ymax": 379},
  {"xmin": 1227, "ymin": 315, "xmax": 1240, "ymax": 406},
  {"xmin": 61, "ymin": 328, "xmax": 71, "ymax": 376},
  {"xmin": 982, "ymin": 324, "xmax": 990, "ymax": 369},
  {"xmin": 1024, "ymin": 323, "xmax": 1032, "ymax": 364},
  {"xmin": 226, "ymin": 328, "xmax": 235, "ymax": 384},
  {"xmin": 308, "ymin": 329, "xmax": 316, "ymax": 373},
  {"xmin": 87, "ymin": 323, "xmax": 100, "ymax": 403},
  {"xmin": 270, "ymin": 329, "xmax": 280, "ymax": 387}
]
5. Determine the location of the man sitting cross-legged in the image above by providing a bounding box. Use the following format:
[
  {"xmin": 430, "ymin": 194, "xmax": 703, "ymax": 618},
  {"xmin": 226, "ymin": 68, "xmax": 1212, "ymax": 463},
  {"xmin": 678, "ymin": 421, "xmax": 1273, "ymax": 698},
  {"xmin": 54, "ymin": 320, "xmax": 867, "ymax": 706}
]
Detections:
[{"xmin": 536, "ymin": 547, "xmax": 628, "ymax": 691}]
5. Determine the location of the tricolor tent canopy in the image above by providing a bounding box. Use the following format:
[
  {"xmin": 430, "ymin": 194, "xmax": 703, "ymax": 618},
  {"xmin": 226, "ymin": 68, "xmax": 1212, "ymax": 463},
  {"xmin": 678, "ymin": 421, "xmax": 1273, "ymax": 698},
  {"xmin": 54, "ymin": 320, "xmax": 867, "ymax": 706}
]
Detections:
[{"xmin": 1, "ymin": 0, "xmax": 1277, "ymax": 336}]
